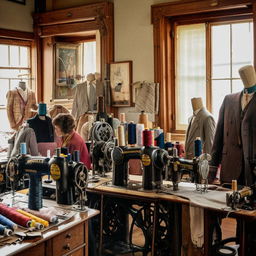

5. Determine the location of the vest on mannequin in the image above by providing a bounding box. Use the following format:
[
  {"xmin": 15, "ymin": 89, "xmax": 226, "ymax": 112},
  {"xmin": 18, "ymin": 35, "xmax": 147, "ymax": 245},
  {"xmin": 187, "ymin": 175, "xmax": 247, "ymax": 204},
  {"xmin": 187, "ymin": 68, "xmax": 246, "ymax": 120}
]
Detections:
[
  {"xmin": 86, "ymin": 73, "xmax": 97, "ymax": 111},
  {"xmin": 185, "ymin": 97, "xmax": 215, "ymax": 159},
  {"xmin": 239, "ymin": 65, "xmax": 256, "ymax": 110},
  {"xmin": 210, "ymin": 65, "xmax": 256, "ymax": 185}
]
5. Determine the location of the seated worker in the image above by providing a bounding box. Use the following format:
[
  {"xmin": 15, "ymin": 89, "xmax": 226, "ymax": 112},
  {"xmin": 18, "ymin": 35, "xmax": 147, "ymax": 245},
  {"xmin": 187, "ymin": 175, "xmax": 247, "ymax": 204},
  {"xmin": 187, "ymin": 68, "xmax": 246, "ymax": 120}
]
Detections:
[{"xmin": 52, "ymin": 113, "xmax": 91, "ymax": 169}]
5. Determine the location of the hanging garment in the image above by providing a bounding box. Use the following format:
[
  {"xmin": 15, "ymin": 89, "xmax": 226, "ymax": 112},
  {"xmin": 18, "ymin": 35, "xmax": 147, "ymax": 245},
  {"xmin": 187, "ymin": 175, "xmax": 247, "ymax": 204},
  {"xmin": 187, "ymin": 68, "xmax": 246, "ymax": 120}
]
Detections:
[
  {"xmin": 6, "ymin": 88, "xmax": 37, "ymax": 130},
  {"xmin": 211, "ymin": 92, "xmax": 256, "ymax": 185},
  {"xmin": 185, "ymin": 107, "xmax": 215, "ymax": 159}
]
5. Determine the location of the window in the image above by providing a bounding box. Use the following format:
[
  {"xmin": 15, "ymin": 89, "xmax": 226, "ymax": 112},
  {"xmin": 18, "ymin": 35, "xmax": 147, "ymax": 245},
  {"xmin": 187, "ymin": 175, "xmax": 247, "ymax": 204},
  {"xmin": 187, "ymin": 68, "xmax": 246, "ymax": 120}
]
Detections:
[
  {"xmin": 175, "ymin": 20, "xmax": 253, "ymax": 129},
  {"xmin": 82, "ymin": 41, "xmax": 97, "ymax": 77},
  {"xmin": 0, "ymin": 42, "xmax": 31, "ymax": 132}
]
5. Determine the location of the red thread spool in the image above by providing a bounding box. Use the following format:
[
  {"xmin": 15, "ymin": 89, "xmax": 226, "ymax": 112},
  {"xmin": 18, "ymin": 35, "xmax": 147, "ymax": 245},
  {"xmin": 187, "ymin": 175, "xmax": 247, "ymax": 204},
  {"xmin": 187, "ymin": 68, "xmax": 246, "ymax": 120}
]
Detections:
[
  {"xmin": 143, "ymin": 130, "xmax": 152, "ymax": 147},
  {"xmin": 0, "ymin": 204, "xmax": 31, "ymax": 227}
]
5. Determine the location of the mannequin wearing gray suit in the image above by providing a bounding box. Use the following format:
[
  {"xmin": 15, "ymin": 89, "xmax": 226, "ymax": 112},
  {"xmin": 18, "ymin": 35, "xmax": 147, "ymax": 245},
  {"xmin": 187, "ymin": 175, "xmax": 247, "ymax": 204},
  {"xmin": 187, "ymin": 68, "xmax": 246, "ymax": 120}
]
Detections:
[{"xmin": 185, "ymin": 107, "xmax": 215, "ymax": 159}]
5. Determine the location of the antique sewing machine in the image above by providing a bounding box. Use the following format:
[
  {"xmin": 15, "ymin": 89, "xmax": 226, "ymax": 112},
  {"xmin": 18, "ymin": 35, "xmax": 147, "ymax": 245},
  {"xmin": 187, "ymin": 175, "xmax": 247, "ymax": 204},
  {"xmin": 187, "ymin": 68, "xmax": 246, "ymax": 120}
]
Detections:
[
  {"xmin": 141, "ymin": 146, "xmax": 169, "ymax": 190},
  {"xmin": 165, "ymin": 148, "xmax": 211, "ymax": 191},
  {"xmin": 112, "ymin": 146, "xmax": 142, "ymax": 186},
  {"xmin": 5, "ymin": 148, "xmax": 88, "ymax": 211},
  {"xmin": 90, "ymin": 121, "xmax": 115, "ymax": 176}
]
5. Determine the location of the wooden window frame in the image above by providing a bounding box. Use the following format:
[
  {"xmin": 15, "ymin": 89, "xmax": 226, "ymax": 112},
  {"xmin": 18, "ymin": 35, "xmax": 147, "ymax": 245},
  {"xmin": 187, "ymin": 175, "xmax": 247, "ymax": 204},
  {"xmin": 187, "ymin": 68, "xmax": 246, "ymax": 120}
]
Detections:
[{"xmin": 151, "ymin": 0, "xmax": 255, "ymax": 139}]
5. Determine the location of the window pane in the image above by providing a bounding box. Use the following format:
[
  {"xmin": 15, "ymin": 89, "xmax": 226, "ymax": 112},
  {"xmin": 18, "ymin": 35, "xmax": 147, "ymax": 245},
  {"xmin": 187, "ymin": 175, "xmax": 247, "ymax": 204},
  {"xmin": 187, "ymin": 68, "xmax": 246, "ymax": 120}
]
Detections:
[
  {"xmin": 176, "ymin": 24, "xmax": 206, "ymax": 128},
  {"xmin": 20, "ymin": 46, "xmax": 29, "ymax": 67},
  {"xmin": 0, "ymin": 45, "xmax": 9, "ymax": 66},
  {"xmin": 212, "ymin": 80, "xmax": 230, "ymax": 121},
  {"xmin": 83, "ymin": 41, "xmax": 96, "ymax": 76},
  {"xmin": 10, "ymin": 45, "xmax": 19, "ymax": 67},
  {"xmin": 0, "ymin": 69, "xmax": 28, "ymax": 79},
  {"xmin": 232, "ymin": 22, "xmax": 253, "ymax": 78},
  {"xmin": 232, "ymin": 79, "xmax": 244, "ymax": 94},
  {"xmin": 0, "ymin": 79, "xmax": 9, "ymax": 106},
  {"xmin": 212, "ymin": 25, "xmax": 230, "ymax": 79}
]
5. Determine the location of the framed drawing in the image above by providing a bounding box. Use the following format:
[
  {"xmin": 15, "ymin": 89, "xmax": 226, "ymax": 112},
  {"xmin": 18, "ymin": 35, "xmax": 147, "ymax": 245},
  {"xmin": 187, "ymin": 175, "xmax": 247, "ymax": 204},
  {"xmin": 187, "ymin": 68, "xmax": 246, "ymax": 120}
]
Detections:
[
  {"xmin": 8, "ymin": 0, "xmax": 26, "ymax": 4},
  {"xmin": 54, "ymin": 43, "xmax": 80, "ymax": 99},
  {"xmin": 110, "ymin": 61, "xmax": 132, "ymax": 107}
]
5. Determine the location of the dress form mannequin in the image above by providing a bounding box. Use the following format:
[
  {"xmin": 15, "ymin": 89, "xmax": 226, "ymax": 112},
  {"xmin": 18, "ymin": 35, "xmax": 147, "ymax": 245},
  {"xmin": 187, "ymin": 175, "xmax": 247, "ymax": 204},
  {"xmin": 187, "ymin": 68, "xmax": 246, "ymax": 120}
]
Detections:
[
  {"xmin": 185, "ymin": 97, "xmax": 215, "ymax": 159},
  {"xmin": 6, "ymin": 81, "xmax": 37, "ymax": 130},
  {"xmin": 86, "ymin": 73, "xmax": 97, "ymax": 111},
  {"xmin": 210, "ymin": 65, "xmax": 256, "ymax": 186},
  {"xmin": 27, "ymin": 103, "xmax": 54, "ymax": 143},
  {"xmin": 81, "ymin": 115, "xmax": 94, "ymax": 141}
]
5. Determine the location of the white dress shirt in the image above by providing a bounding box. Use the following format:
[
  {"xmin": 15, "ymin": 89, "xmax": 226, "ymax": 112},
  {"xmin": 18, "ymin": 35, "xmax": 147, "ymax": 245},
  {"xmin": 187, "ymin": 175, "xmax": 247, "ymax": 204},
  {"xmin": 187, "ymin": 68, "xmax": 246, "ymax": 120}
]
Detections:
[{"xmin": 241, "ymin": 91, "xmax": 254, "ymax": 111}]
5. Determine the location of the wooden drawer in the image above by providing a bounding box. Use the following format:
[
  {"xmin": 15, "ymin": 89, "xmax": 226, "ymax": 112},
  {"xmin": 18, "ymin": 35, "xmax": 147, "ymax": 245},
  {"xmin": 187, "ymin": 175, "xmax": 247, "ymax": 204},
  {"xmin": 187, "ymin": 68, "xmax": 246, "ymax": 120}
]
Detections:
[
  {"xmin": 16, "ymin": 242, "xmax": 45, "ymax": 256},
  {"xmin": 52, "ymin": 224, "xmax": 84, "ymax": 256}
]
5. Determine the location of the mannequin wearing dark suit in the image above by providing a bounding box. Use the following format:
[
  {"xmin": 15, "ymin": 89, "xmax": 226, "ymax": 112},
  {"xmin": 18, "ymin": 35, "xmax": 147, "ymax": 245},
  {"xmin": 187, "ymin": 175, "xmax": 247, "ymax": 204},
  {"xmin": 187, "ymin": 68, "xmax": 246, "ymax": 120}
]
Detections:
[{"xmin": 210, "ymin": 65, "xmax": 256, "ymax": 186}]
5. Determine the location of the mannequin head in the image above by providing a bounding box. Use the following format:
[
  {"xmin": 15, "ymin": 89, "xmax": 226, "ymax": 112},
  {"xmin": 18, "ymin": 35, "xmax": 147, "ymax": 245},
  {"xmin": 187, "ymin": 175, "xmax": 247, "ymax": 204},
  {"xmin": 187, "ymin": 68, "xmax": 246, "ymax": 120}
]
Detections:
[
  {"xmin": 86, "ymin": 73, "xmax": 95, "ymax": 82},
  {"xmin": 191, "ymin": 97, "xmax": 203, "ymax": 112},
  {"xmin": 38, "ymin": 103, "xmax": 47, "ymax": 116},
  {"xmin": 238, "ymin": 65, "xmax": 256, "ymax": 88},
  {"xmin": 19, "ymin": 81, "xmax": 26, "ymax": 91},
  {"xmin": 95, "ymin": 72, "xmax": 101, "ymax": 81}
]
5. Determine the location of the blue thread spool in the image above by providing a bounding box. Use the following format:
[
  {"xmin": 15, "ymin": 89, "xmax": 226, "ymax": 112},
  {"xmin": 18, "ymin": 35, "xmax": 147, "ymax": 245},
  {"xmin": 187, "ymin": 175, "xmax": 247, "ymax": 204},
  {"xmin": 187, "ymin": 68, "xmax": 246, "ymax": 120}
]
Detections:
[
  {"xmin": 194, "ymin": 137, "xmax": 202, "ymax": 157},
  {"xmin": 0, "ymin": 224, "xmax": 12, "ymax": 236},
  {"xmin": 20, "ymin": 142, "xmax": 27, "ymax": 155},
  {"xmin": 67, "ymin": 153, "xmax": 72, "ymax": 162},
  {"xmin": 128, "ymin": 122, "xmax": 137, "ymax": 145},
  {"xmin": 28, "ymin": 174, "xmax": 42, "ymax": 210},
  {"xmin": 0, "ymin": 214, "xmax": 17, "ymax": 230},
  {"xmin": 73, "ymin": 150, "xmax": 80, "ymax": 162},
  {"xmin": 156, "ymin": 132, "xmax": 165, "ymax": 149},
  {"xmin": 38, "ymin": 103, "xmax": 47, "ymax": 116}
]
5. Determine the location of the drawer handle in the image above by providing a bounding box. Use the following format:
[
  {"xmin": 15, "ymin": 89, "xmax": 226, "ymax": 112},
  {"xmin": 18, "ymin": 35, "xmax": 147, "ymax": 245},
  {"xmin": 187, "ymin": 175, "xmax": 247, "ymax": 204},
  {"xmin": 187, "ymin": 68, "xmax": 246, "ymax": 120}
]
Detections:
[
  {"xmin": 66, "ymin": 233, "xmax": 72, "ymax": 239},
  {"xmin": 63, "ymin": 244, "xmax": 71, "ymax": 250}
]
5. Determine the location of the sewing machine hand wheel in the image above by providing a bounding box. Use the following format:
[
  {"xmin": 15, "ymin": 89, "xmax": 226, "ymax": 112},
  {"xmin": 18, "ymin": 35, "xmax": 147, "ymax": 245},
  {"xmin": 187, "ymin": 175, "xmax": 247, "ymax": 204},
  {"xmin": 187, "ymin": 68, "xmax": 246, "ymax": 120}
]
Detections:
[
  {"xmin": 6, "ymin": 157, "xmax": 22, "ymax": 182},
  {"xmin": 91, "ymin": 122, "xmax": 113, "ymax": 142},
  {"xmin": 74, "ymin": 164, "xmax": 88, "ymax": 191}
]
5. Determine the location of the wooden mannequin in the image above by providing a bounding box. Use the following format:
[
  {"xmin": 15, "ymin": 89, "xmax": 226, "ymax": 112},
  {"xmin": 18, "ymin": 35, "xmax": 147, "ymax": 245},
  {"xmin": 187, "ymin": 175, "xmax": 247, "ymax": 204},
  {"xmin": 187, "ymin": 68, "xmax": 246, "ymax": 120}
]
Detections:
[
  {"xmin": 18, "ymin": 81, "xmax": 26, "ymax": 91},
  {"xmin": 191, "ymin": 97, "xmax": 203, "ymax": 112},
  {"xmin": 238, "ymin": 65, "xmax": 256, "ymax": 89}
]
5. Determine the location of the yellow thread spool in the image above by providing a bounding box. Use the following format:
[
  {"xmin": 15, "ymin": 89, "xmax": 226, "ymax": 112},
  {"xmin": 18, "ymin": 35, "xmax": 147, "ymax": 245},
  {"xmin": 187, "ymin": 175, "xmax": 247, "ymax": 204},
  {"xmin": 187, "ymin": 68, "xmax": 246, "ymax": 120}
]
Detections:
[{"xmin": 17, "ymin": 209, "xmax": 49, "ymax": 227}]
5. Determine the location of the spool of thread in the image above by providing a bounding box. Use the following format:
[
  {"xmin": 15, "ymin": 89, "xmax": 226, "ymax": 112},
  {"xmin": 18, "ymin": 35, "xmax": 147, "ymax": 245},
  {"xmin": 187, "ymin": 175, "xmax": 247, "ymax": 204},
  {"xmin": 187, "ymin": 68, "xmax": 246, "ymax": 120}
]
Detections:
[
  {"xmin": 47, "ymin": 150, "xmax": 51, "ymax": 158},
  {"xmin": 143, "ymin": 130, "xmax": 153, "ymax": 147},
  {"xmin": 175, "ymin": 142, "xmax": 182, "ymax": 157},
  {"xmin": 156, "ymin": 132, "xmax": 165, "ymax": 149},
  {"xmin": 0, "ymin": 224, "xmax": 12, "ymax": 236},
  {"xmin": 20, "ymin": 142, "xmax": 27, "ymax": 155},
  {"xmin": 166, "ymin": 133, "xmax": 172, "ymax": 142},
  {"xmin": 128, "ymin": 122, "xmax": 137, "ymax": 145},
  {"xmin": 118, "ymin": 125, "xmax": 125, "ymax": 146},
  {"xmin": 29, "ymin": 175, "xmax": 43, "ymax": 210},
  {"xmin": 67, "ymin": 153, "xmax": 72, "ymax": 162},
  {"xmin": 73, "ymin": 150, "xmax": 80, "ymax": 162},
  {"xmin": 24, "ymin": 208, "xmax": 58, "ymax": 223},
  {"xmin": 151, "ymin": 130, "xmax": 155, "ymax": 146},
  {"xmin": 56, "ymin": 148, "xmax": 61, "ymax": 157},
  {"xmin": 136, "ymin": 124, "xmax": 144, "ymax": 147},
  {"xmin": 17, "ymin": 209, "xmax": 49, "ymax": 227},
  {"xmin": 232, "ymin": 180, "xmax": 237, "ymax": 192},
  {"xmin": 38, "ymin": 103, "xmax": 47, "ymax": 116},
  {"xmin": 119, "ymin": 113, "xmax": 126, "ymax": 123},
  {"xmin": 0, "ymin": 214, "xmax": 17, "ymax": 230},
  {"xmin": 0, "ymin": 203, "xmax": 32, "ymax": 227},
  {"xmin": 173, "ymin": 147, "xmax": 178, "ymax": 157},
  {"xmin": 138, "ymin": 111, "xmax": 148, "ymax": 128},
  {"xmin": 194, "ymin": 137, "xmax": 202, "ymax": 157}
]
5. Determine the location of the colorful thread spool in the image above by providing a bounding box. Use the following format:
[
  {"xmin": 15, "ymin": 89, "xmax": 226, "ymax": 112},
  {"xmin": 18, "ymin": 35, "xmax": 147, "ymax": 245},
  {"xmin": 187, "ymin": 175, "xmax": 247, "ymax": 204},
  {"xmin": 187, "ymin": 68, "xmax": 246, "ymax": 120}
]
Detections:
[
  {"xmin": 118, "ymin": 125, "xmax": 125, "ymax": 146},
  {"xmin": 0, "ymin": 214, "xmax": 17, "ymax": 230},
  {"xmin": 136, "ymin": 124, "xmax": 144, "ymax": 147},
  {"xmin": 20, "ymin": 142, "xmax": 27, "ymax": 155},
  {"xmin": 194, "ymin": 137, "xmax": 202, "ymax": 157},
  {"xmin": 24, "ymin": 209, "xmax": 58, "ymax": 223},
  {"xmin": 165, "ymin": 142, "xmax": 174, "ymax": 150},
  {"xmin": 156, "ymin": 132, "xmax": 165, "ymax": 149},
  {"xmin": 138, "ymin": 111, "xmax": 148, "ymax": 129},
  {"xmin": 38, "ymin": 103, "xmax": 47, "ymax": 116},
  {"xmin": 128, "ymin": 122, "xmax": 137, "ymax": 145},
  {"xmin": 0, "ymin": 224, "xmax": 12, "ymax": 236},
  {"xmin": 0, "ymin": 203, "xmax": 32, "ymax": 227},
  {"xmin": 119, "ymin": 113, "xmax": 126, "ymax": 123},
  {"xmin": 143, "ymin": 130, "xmax": 153, "ymax": 147},
  {"xmin": 17, "ymin": 209, "xmax": 49, "ymax": 227}
]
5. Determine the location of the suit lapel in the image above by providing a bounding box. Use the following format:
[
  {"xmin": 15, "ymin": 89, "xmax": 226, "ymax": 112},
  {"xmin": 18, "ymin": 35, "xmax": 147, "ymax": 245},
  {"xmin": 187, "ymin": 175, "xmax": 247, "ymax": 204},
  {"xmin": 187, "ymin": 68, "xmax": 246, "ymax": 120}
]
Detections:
[{"xmin": 186, "ymin": 109, "xmax": 202, "ymax": 146}]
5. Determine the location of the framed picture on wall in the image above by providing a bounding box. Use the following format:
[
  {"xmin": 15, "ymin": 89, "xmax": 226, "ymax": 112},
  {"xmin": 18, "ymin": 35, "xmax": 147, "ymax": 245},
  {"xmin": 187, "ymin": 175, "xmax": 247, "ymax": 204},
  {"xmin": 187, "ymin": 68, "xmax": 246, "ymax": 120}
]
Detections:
[
  {"xmin": 54, "ymin": 43, "xmax": 80, "ymax": 99},
  {"xmin": 8, "ymin": 0, "xmax": 26, "ymax": 4},
  {"xmin": 110, "ymin": 61, "xmax": 132, "ymax": 107}
]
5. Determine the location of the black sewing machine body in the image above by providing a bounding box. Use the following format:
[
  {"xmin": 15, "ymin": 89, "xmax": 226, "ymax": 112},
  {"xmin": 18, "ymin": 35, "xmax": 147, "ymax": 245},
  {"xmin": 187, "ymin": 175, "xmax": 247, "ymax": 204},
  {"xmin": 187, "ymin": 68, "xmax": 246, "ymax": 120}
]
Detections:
[{"xmin": 112, "ymin": 146, "xmax": 141, "ymax": 187}]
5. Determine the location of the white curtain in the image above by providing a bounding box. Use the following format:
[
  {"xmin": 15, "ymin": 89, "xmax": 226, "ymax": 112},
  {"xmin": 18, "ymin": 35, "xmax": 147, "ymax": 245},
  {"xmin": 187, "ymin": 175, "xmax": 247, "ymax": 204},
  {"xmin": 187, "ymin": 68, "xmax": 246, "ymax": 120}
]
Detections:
[{"xmin": 175, "ymin": 23, "xmax": 206, "ymax": 129}]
